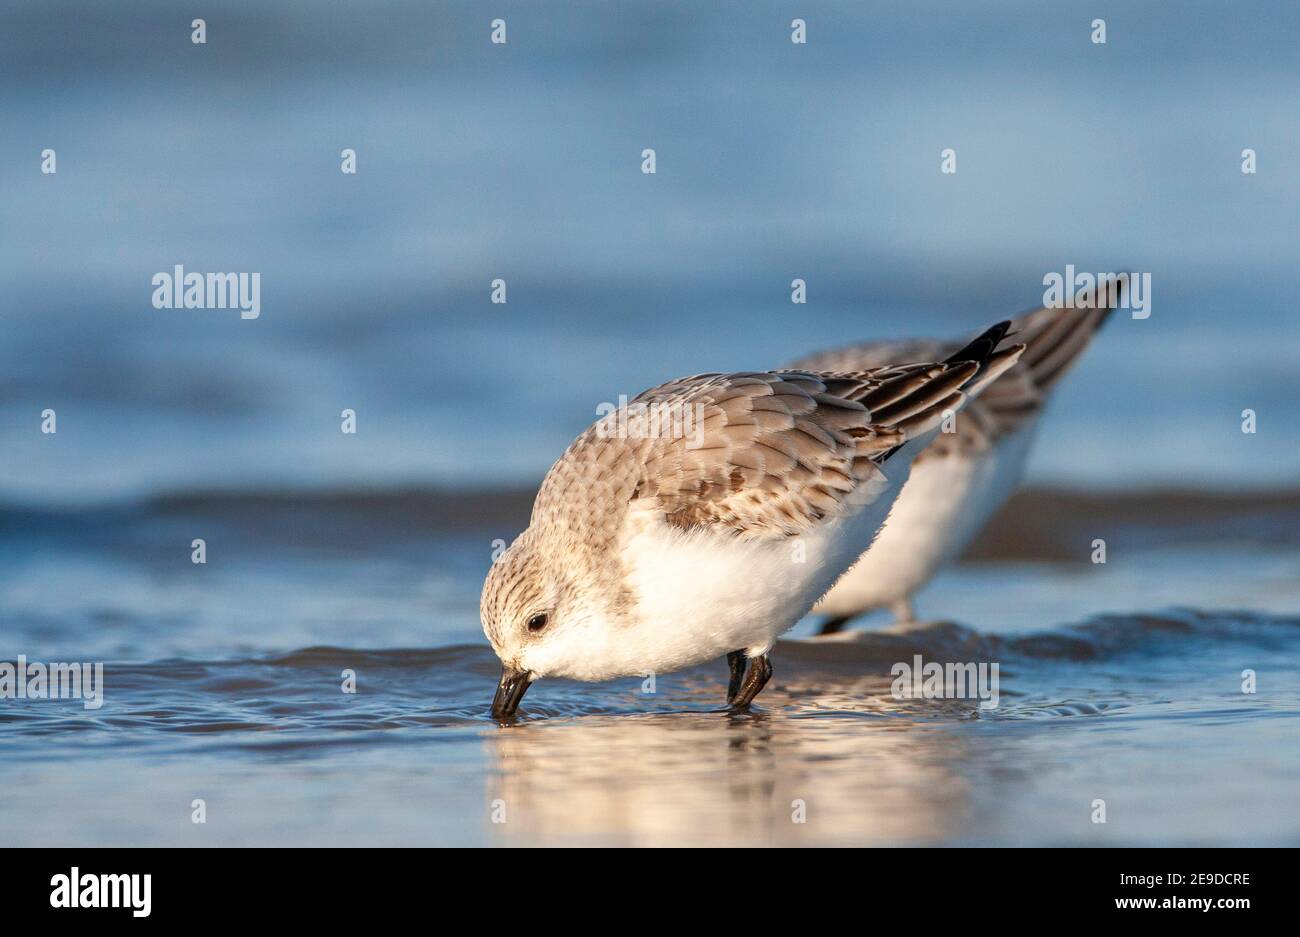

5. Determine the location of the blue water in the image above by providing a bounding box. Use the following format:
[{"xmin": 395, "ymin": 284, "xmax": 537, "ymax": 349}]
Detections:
[
  {"xmin": 3, "ymin": 0, "xmax": 1299, "ymax": 502},
  {"xmin": 2, "ymin": 490, "xmax": 1299, "ymax": 846}
]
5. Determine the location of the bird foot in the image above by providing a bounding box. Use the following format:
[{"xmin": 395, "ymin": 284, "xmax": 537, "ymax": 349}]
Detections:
[{"xmin": 724, "ymin": 652, "xmax": 772, "ymax": 711}]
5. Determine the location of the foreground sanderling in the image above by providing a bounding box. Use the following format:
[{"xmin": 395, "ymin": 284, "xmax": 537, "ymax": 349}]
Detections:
[
  {"xmin": 789, "ymin": 274, "xmax": 1128, "ymax": 632},
  {"xmin": 481, "ymin": 321, "xmax": 1024, "ymax": 717}
]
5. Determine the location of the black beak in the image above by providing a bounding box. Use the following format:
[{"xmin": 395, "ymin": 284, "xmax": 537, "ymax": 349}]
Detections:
[{"xmin": 491, "ymin": 666, "xmax": 533, "ymax": 719}]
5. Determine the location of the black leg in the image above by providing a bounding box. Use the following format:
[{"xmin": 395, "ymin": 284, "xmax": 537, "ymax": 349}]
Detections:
[
  {"xmin": 817, "ymin": 614, "xmax": 853, "ymax": 636},
  {"xmin": 729, "ymin": 654, "xmax": 773, "ymax": 711},
  {"xmin": 726, "ymin": 650, "xmax": 746, "ymax": 704}
]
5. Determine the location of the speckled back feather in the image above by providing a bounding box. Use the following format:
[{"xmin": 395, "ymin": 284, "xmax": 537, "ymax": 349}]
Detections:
[{"xmin": 530, "ymin": 341, "xmax": 1019, "ymax": 547}]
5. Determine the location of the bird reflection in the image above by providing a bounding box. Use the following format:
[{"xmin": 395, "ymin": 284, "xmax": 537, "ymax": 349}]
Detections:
[{"xmin": 482, "ymin": 674, "xmax": 979, "ymax": 846}]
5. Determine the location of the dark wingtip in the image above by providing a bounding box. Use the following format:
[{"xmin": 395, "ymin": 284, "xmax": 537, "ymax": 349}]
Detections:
[{"xmin": 944, "ymin": 319, "xmax": 1013, "ymax": 368}]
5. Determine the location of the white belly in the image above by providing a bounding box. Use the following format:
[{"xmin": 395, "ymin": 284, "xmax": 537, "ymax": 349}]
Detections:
[
  {"xmin": 612, "ymin": 471, "xmax": 907, "ymax": 677},
  {"xmin": 814, "ymin": 422, "xmax": 1038, "ymax": 618}
]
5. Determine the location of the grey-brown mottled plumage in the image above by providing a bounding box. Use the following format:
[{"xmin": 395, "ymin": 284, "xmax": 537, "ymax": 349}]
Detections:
[{"xmin": 482, "ymin": 325, "xmax": 1024, "ymax": 661}]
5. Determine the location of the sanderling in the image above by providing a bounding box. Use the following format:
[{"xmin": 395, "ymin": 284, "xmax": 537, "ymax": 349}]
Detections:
[
  {"xmin": 789, "ymin": 274, "xmax": 1128, "ymax": 632},
  {"xmin": 481, "ymin": 321, "xmax": 1024, "ymax": 717}
]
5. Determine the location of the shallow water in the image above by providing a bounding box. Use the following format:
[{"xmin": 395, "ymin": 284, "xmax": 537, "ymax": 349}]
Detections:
[{"xmin": 3, "ymin": 490, "xmax": 1298, "ymax": 846}]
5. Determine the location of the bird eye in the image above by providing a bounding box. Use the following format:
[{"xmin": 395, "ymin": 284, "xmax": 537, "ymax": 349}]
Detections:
[{"xmin": 526, "ymin": 613, "xmax": 549, "ymax": 633}]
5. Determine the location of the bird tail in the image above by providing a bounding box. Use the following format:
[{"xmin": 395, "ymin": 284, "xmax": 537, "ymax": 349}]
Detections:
[
  {"xmin": 1011, "ymin": 271, "xmax": 1128, "ymax": 392},
  {"xmin": 850, "ymin": 320, "xmax": 1026, "ymax": 456}
]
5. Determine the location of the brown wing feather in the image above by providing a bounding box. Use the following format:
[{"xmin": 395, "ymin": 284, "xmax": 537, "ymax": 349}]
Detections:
[{"xmin": 531, "ymin": 349, "xmax": 1021, "ymax": 544}]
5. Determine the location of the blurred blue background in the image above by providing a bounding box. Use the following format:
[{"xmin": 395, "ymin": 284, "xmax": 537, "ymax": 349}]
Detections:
[{"xmin": 4, "ymin": 0, "xmax": 1298, "ymax": 503}]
